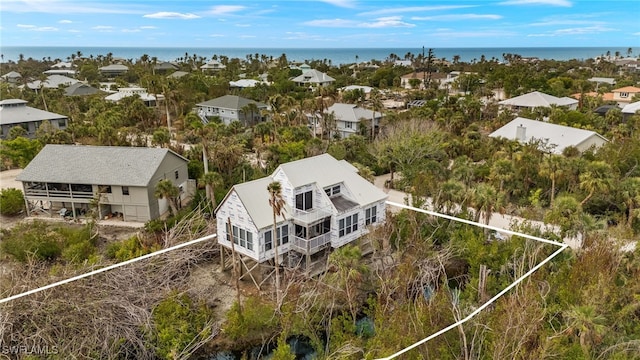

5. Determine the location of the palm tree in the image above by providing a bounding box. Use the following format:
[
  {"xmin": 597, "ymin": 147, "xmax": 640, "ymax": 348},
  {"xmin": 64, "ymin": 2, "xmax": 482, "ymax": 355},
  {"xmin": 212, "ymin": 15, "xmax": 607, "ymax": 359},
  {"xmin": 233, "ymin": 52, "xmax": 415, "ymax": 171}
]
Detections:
[
  {"xmin": 369, "ymin": 89, "xmax": 383, "ymax": 141},
  {"xmin": 620, "ymin": 177, "xmax": 640, "ymax": 227},
  {"xmin": 155, "ymin": 179, "xmax": 179, "ymax": 216},
  {"xmin": 564, "ymin": 305, "xmax": 607, "ymax": 358},
  {"xmin": 267, "ymin": 181, "xmax": 286, "ymax": 307},
  {"xmin": 326, "ymin": 244, "xmax": 368, "ymax": 325},
  {"xmin": 539, "ymin": 154, "xmax": 565, "ymax": 204},
  {"xmin": 579, "ymin": 161, "xmax": 613, "ymax": 206},
  {"xmin": 200, "ymin": 171, "xmax": 223, "ymax": 209}
]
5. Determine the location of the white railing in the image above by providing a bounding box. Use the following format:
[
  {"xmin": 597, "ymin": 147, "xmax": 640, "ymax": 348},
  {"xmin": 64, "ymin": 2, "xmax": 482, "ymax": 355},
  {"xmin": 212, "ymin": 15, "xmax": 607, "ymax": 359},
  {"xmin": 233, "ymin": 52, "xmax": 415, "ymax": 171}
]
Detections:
[
  {"xmin": 291, "ymin": 232, "xmax": 332, "ymax": 254},
  {"xmin": 292, "ymin": 206, "xmax": 332, "ymax": 225}
]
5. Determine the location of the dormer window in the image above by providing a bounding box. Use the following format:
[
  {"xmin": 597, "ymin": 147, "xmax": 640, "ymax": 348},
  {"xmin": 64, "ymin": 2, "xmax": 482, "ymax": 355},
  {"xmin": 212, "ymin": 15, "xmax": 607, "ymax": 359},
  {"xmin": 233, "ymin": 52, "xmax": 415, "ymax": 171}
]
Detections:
[
  {"xmin": 324, "ymin": 185, "xmax": 341, "ymax": 197},
  {"xmin": 295, "ymin": 190, "xmax": 312, "ymax": 210}
]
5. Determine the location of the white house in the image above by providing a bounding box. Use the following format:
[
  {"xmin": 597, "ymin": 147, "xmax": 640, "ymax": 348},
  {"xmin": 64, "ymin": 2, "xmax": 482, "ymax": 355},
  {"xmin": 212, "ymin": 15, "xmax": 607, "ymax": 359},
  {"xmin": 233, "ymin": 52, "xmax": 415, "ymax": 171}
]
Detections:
[
  {"xmin": 499, "ymin": 91, "xmax": 578, "ymax": 111},
  {"xmin": 99, "ymin": 64, "xmax": 129, "ymax": 77},
  {"xmin": 326, "ymin": 103, "xmax": 383, "ymax": 139},
  {"xmin": 489, "ymin": 117, "xmax": 608, "ymax": 154},
  {"xmin": 215, "ymin": 154, "xmax": 387, "ymax": 275},
  {"xmin": 292, "ymin": 69, "xmax": 335, "ymax": 88},
  {"xmin": 200, "ymin": 60, "xmax": 226, "ymax": 72},
  {"xmin": 105, "ymin": 87, "xmax": 162, "ymax": 106}
]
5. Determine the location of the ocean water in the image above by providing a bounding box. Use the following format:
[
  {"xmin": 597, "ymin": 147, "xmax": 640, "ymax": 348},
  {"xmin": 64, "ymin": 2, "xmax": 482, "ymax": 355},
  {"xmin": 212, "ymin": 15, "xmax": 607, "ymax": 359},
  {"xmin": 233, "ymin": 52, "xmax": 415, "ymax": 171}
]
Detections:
[{"xmin": 0, "ymin": 46, "xmax": 634, "ymax": 65}]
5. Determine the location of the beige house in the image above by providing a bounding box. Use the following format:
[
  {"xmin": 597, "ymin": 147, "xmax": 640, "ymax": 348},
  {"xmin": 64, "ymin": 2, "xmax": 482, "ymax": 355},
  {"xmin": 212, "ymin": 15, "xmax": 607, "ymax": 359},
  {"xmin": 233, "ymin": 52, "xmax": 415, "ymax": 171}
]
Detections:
[
  {"xmin": 17, "ymin": 145, "xmax": 192, "ymax": 222},
  {"xmin": 195, "ymin": 95, "xmax": 267, "ymax": 125},
  {"xmin": 611, "ymin": 86, "xmax": 640, "ymax": 105}
]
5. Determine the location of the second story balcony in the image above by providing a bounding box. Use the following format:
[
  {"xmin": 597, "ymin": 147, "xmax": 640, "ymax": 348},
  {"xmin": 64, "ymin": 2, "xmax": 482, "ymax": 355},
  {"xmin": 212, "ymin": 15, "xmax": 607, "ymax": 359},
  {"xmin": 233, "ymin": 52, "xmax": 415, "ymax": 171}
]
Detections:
[
  {"xmin": 290, "ymin": 232, "xmax": 332, "ymax": 255},
  {"xmin": 292, "ymin": 205, "xmax": 333, "ymax": 225}
]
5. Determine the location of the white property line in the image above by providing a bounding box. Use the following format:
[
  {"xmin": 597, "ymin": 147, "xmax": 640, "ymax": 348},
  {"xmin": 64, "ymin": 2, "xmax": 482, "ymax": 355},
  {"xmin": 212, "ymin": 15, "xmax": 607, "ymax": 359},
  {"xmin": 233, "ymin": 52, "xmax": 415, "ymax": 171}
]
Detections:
[
  {"xmin": 374, "ymin": 201, "xmax": 568, "ymax": 360},
  {"xmin": 0, "ymin": 234, "xmax": 217, "ymax": 305}
]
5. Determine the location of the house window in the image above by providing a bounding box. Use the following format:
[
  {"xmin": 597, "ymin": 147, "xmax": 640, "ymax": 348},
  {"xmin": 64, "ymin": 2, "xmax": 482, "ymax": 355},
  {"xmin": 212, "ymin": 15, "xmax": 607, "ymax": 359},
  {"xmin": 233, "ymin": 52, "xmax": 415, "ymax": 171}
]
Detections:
[
  {"xmin": 100, "ymin": 185, "xmax": 112, "ymax": 194},
  {"xmin": 620, "ymin": 92, "xmax": 629, "ymax": 98},
  {"xmin": 345, "ymin": 122, "xmax": 353, "ymax": 129},
  {"xmin": 365, "ymin": 206, "xmax": 377, "ymax": 225},
  {"xmin": 324, "ymin": 185, "xmax": 341, "ymax": 197},
  {"xmin": 174, "ymin": 170, "xmax": 179, "ymax": 179},
  {"xmin": 264, "ymin": 224, "xmax": 288, "ymax": 251},
  {"xmin": 295, "ymin": 191, "xmax": 312, "ymax": 211},
  {"xmin": 338, "ymin": 213, "xmax": 358, "ymax": 237},
  {"xmin": 58, "ymin": 119, "xmax": 67, "ymax": 128},
  {"xmin": 227, "ymin": 223, "xmax": 253, "ymax": 251},
  {"xmin": 122, "ymin": 186, "xmax": 129, "ymax": 196}
]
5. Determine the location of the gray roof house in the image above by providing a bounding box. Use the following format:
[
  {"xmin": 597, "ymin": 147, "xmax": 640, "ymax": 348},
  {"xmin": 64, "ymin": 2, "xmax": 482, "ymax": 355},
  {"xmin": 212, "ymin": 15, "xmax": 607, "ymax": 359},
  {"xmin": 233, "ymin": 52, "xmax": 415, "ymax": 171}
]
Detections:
[
  {"xmin": 215, "ymin": 153, "xmax": 387, "ymax": 276},
  {"xmin": 64, "ymin": 82, "xmax": 102, "ymax": 96},
  {"xmin": 0, "ymin": 71, "xmax": 22, "ymax": 84},
  {"xmin": 489, "ymin": 117, "xmax": 608, "ymax": 154},
  {"xmin": 17, "ymin": 145, "xmax": 191, "ymax": 222},
  {"xmin": 499, "ymin": 91, "xmax": 578, "ymax": 111},
  {"xmin": 200, "ymin": 60, "xmax": 226, "ymax": 72},
  {"xmin": 0, "ymin": 99, "xmax": 68, "ymax": 139},
  {"xmin": 325, "ymin": 103, "xmax": 383, "ymax": 139},
  {"xmin": 621, "ymin": 101, "xmax": 640, "ymax": 120},
  {"xmin": 99, "ymin": 64, "xmax": 129, "ymax": 77},
  {"xmin": 26, "ymin": 75, "xmax": 79, "ymax": 90},
  {"xmin": 153, "ymin": 61, "xmax": 179, "ymax": 72},
  {"xmin": 195, "ymin": 95, "xmax": 267, "ymax": 126},
  {"xmin": 292, "ymin": 69, "xmax": 335, "ymax": 88}
]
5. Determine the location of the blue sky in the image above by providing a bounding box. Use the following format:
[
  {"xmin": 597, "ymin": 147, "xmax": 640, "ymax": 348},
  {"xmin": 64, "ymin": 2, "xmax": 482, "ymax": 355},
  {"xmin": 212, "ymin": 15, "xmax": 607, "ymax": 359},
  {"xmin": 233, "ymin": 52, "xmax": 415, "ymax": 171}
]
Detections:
[{"xmin": 1, "ymin": 0, "xmax": 639, "ymax": 48}]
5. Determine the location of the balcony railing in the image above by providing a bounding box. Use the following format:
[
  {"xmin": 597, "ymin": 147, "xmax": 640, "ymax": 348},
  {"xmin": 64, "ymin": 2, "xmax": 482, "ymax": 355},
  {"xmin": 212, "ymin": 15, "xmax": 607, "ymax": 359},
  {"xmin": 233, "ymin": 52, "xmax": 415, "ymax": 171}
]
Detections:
[
  {"xmin": 24, "ymin": 189, "xmax": 95, "ymax": 199},
  {"xmin": 292, "ymin": 206, "xmax": 333, "ymax": 225},
  {"xmin": 290, "ymin": 232, "xmax": 332, "ymax": 255}
]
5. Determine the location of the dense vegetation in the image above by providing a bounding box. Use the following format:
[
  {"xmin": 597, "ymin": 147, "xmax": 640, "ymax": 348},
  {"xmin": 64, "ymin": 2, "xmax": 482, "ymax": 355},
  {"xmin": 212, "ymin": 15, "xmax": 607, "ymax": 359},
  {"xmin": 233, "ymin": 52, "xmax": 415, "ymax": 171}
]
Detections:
[{"xmin": 0, "ymin": 50, "xmax": 639, "ymax": 359}]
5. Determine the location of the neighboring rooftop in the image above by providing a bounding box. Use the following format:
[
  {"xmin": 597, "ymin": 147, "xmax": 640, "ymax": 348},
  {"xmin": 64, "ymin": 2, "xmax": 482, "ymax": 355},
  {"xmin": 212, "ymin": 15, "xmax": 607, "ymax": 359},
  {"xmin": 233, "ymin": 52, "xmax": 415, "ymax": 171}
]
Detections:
[
  {"xmin": 0, "ymin": 99, "xmax": 68, "ymax": 126},
  {"xmin": 16, "ymin": 145, "xmax": 186, "ymax": 187},
  {"xmin": 499, "ymin": 91, "xmax": 578, "ymax": 108},
  {"xmin": 196, "ymin": 95, "xmax": 266, "ymax": 109},
  {"xmin": 489, "ymin": 117, "xmax": 608, "ymax": 154},
  {"xmin": 326, "ymin": 103, "xmax": 377, "ymax": 122}
]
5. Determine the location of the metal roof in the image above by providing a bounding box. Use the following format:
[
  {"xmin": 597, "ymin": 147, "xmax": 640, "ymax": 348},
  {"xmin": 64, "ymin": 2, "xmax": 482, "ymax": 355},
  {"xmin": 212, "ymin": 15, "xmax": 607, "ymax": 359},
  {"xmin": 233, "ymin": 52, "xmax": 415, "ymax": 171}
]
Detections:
[
  {"xmin": 0, "ymin": 99, "xmax": 68, "ymax": 126},
  {"xmin": 326, "ymin": 103, "xmax": 379, "ymax": 123},
  {"xmin": 219, "ymin": 154, "xmax": 387, "ymax": 229},
  {"xmin": 16, "ymin": 144, "xmax": 188, "ymax": 187},
  {"xmin": 489, "ymin": 117, "xmax": 608, "ymax": 154},
  {"xmin": 64, "ymin": 83, "xmax": 102, "ymax": 96},
  {"xmin": 196, "ymin": 95, "xmax": 267, "ymax": 110},
  {"xmin": 622, "ymin": 101, "xmax": 640, "ymax": 114},
  {"xmin": 291, "ymin": 69, "xmax": 335, "ymax": 84},
  {"xmin": 499, "ymin": 91, "xmax": 578, "ymax": 108}
]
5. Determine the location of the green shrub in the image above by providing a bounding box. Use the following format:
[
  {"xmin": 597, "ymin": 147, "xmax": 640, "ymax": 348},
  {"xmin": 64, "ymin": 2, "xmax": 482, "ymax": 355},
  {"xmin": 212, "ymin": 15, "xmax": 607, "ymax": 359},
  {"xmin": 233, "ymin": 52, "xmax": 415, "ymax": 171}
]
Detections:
[
  {"xmin": 150, "ymin": 292, "xmax": 214, "ymax": 359},
  {"xmin": 0, "ymin": 188, "xmax": 25, "ymax": 216},
  {"xmin": 223, "ymin": 296, "xmax": 278, "ymax": 340},
  {"xmin": 106, "ymin": 235, "xmax": 158, "ymax": 262},
  {"xmin": 1, "ymin": 221, "xmax": 62, "ymax": 261},
  {"xmin": 1, "ymin": 221, "xmax": 97, "ymax": 263}
]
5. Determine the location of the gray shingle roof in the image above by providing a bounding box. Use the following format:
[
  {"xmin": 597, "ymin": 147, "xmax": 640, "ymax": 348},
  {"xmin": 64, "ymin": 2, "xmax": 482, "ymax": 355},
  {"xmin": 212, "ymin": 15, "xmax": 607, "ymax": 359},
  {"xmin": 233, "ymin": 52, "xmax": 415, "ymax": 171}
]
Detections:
[
  {"xmin": 0, "ymin": 99, "xmax": 68, "ymax": 126},
  {"xmin": 196, "ymin": 95, "xmax": 267, "ymax": 110},
  {"xmin": 64, "ymin": 83, "xmax": 101, "ymax": 96},
  {"xmin": 16, "ymin": 145, "xmax": 187, "ymax": 187}
]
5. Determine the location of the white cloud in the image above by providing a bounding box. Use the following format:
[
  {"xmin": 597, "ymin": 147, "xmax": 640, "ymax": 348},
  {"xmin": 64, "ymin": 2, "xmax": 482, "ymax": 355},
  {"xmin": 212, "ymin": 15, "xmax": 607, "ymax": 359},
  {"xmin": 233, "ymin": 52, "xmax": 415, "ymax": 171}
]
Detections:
[
  {"xmin": 359, "ymin": 5, "xmax": 475, "ymax": 16},
  {"xmin": 92, "ymin": 25, "xmax": 112, "ymax": 30},
  {"xmin": 209, "ymin": 34, "xmax": 225, "ymax": 37},
  {"xmin": 143, "ymin": 12, "xmax": 200, "ymax": 19},
  {"xmin": 361, "ymin": 16, "xmax": 415, "ymax": 28},
  {"xmin": 34, "ymin": 26, "xmax": 58, "ymax": 31},
  {"xmin": 412, "ymin": 14, "xmax": 502, "ymax": 21},
  {"xmin": 58, "ymin": 19, "xmax": 72, "ymax": 23},
  {"xmin": 139, "ymin": 26, "xmax": 157, "ymax": 29},
  {"xmin": 122, "ymin": 28, "xmax": 141, "ymax": 33},
  {"xmin": 2, "ymin": 0, "xmax": 144, "ymax": 14},
  {"xmin": 17, "ymin": 24, "xmax": 36, "ymax": 28},
  {"xmin": 239, "ymin": 35, "xmax": 257, "ymax": 38},
  {"xmin": 208, "ymin": 5, "xmax": 246, "ymax": 15},
  {"xmin": 434, "ymin": 29, "xmax": 517, "ymax": 38},
  {"xmin": 528, "ymin": 25, "xmax": 615, "ymax": 37},
  {"xmin": 304, "ymin": 16, "xmax": 414, "ymax": 28},
  {"xmin": 235, "ymin": 24, "xmax": 251, "ymax": 27},
  {"xmin": 319, "ymin": 0, "xmax": 357, "ymax": 8},
  {"xmin": 499, "ymin": 0, "xmax": 572, "ymax": 7}
]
